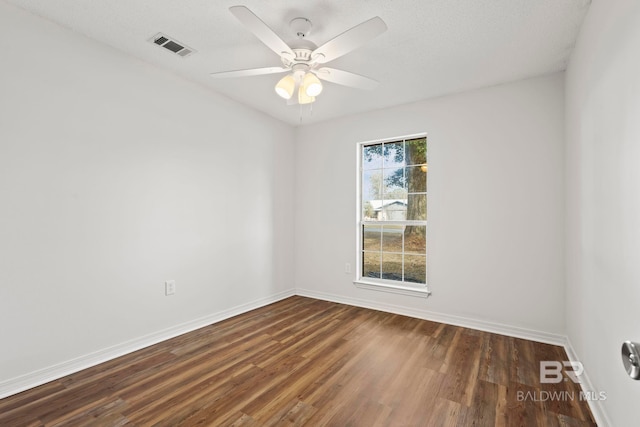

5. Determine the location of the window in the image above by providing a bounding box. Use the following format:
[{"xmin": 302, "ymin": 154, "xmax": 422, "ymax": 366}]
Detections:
[{"xmin": 356, "ymin": 135, "xmax": 429, "ymax": 297}]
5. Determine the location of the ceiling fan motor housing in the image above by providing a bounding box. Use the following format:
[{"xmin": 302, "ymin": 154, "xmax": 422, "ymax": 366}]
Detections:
[{"xmin": 281, "ymin": 45, "xmax": 322, "ymax": 70}]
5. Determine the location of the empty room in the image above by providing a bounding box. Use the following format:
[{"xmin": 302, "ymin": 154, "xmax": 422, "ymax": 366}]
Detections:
[{"xmin": 1, "ymin": 0, "xmax": 638, "ymax": 425}]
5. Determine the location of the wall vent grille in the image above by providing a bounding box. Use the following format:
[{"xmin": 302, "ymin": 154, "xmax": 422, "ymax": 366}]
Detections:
[{"xmin": 149, "ymin": 33, "xmax": 195, "ymax": 58}]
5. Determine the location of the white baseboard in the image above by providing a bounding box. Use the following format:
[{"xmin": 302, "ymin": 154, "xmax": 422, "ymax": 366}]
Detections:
[
  {"xmin": 296, "ymin": 288, "xmax": 566, "ymax": 346},
  {"xmin": 563, "ymin": 339, "xmax": 612, "ymax": 427},
  {"xmin": 0, "ymin": 289, "xmax": 295, "ymax": 400}
]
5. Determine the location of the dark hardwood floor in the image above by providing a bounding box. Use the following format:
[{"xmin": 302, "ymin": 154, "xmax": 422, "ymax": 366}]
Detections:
[{"xmin": 0, "ymin": 296, "xmax": 596, "ymax": 426}]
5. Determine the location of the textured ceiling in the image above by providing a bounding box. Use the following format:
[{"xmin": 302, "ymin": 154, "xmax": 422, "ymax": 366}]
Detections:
[{"xmin": 6, "ymin": 0, "xmax": 591, "ymax": 126}]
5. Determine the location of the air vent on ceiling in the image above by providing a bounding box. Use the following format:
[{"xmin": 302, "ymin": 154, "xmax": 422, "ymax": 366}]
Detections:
[{"xmin": 149, "ymin": 33, "xmax": 196, "ymax": 58}]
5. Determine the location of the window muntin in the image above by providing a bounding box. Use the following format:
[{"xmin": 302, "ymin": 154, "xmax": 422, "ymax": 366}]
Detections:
[{"xmin": 359, "ymin": 136, "xmax": 427, "ymax": 286}]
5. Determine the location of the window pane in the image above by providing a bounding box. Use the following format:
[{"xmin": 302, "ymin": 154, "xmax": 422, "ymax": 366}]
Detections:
[
  {"xmin": 404, "ymin": 226, "xmax": 426, "ymax": 254},
  {"xmin": 363, "ymin": 225, "xmax": 382, "ymax": 251},
  {"xmin": 404, "ymin": 255, "xmax": 426, "ymax": 284},
  {"xmin": 363, "ymin": 144, "xmax": 383, "ymax": 170},
  {"xmin": 383, "ymin": 167, "xmax": 406, "ymax": 199},
  {"xmin": 383, "ymin": 141, "xmax": 404, "ymax": 168},
  {"xmin": 382, "ymin": 225, "xmax": 403, "ymax": 252},
  {"xmin": 378, "ymin": 201, "xmax": 407, "ymax": 221},
  {"xmin": 363, "ymin": 201, "xmax": 376, "ymax": 220},
  {"xmin": 362, "ymin": 170, "xmax": 382, "ymax": 220},
  {"xmin": 362, "ymin": 170, "xmax": 382, "ymax": 201},
  {"xmin": 381, "ymin": 252, "xmax": 403, "ymax": 281},
  {"xmin": 363, "ymin": 252, "xmax": 381, "ymax": 278},
  {"xmin": 406, "ymin": 138, "xmax": 427, "ymax": 165},
  {"xmin": 407, "ymin": 194, "xmax": 426, "ymax": 220},
  {"xmin": 406, "ymin": 165, "xmax": 427, "ymax": 193}
]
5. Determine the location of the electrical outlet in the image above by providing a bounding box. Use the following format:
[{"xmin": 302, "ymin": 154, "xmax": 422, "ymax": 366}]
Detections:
[
  {"xmin": 165, "ymin": 280, "xmax": 176, "ymax": 296},
  {"xmin": 345, "ymin": 263, "xmax": 351, "ymax": 274}
]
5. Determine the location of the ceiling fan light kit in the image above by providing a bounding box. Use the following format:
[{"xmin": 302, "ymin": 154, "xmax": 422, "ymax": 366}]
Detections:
[
  {"xmin": 298, "ymin": 86, "xmax": 315, "ymax": 105},
  {"xmin": 275, "ymin": 74, "xmax": 295, "ymax": 99},
  {"xmin": 274, "ymin": 65, "xmax": 323, "ymax": 101},
  {"xmin": 210, "ymin": 5, "xmax": 387, "ymax": 106},
  {"xmin": 303, "ymin": 72, "xmax": 323, "ymax": 97}
]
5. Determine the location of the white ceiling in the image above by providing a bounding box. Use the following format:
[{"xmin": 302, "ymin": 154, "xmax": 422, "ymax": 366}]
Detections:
[{"xmin": 6, "ymin": 0, "xmax": 591, "ymax": 126}]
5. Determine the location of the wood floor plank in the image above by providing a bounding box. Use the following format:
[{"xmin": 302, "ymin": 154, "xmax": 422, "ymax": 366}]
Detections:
[
  {"xmin": 457, "ymin": 379, "xmax": 499, "ymax": 426},
  {"xmin": 438, "ymin": 330, "xmax": 482, "ymax": 407},
  {"xmin": 0, "ymin": 380, "xmax": 66, "ymax": 415},
  {"xmin": 0, "ymin": 296, "xmax": 597, "ymax": 426},
  {"xmin": 425, "ymin": 397, "xmax": 464, "ymax": 426},
  {"xmin": 512, "ymin": 337, "xmax": 541, "ymax": 388},
  {"xmin": 260, "ymin": 399, "xmax": 316, "ymax": 427},
  {"xmin": 478, "ymin": 332, "xmax": 512, "ymax": 386}
]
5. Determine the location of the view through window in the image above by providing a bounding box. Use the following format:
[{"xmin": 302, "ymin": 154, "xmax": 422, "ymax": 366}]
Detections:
[{"xmin": 359, "ymin": 136, "xmax": 427, "ymax": 286}]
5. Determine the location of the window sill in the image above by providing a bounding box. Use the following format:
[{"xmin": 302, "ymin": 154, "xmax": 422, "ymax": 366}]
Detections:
[{"xmin": 353, "ymin": 280, "xmax": 431, "ymax": 298}]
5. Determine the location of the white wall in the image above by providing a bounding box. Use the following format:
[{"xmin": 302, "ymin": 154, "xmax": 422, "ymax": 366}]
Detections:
[
  {"xmin": 0, "ymin": 2, "xmax": 295, "ymax": 389},
  {"xmin": 565, "ymin": 0, "xmax": 640, "ymax": 425},
  {"xmin": 295, "ymin": 73, "xmax": 566, "ymax": 337}
]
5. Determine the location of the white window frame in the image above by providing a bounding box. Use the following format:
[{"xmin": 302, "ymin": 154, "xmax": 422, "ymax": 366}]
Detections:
[{"xmin": 354, "ymin": 133, "xmax": 431, "ymax": 298}]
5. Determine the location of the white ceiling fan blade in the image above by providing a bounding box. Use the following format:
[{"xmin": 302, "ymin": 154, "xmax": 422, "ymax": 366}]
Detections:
[
  {"xmin": 229, "ymin": 6, "xmax": 294, "ymax": 59},
  {"xmin": 311, "ymin": 17, "xmax": 387, "ymax": 64},
  {"xmin": 210, "ymin": 66, "xmax": 289, "ymax": 78},
  {"xmin": 314, "ymin": 67, "xmax": 379, "ymax": 90}
]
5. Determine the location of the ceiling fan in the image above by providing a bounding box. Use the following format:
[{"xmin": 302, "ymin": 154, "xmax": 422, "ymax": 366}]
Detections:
[{"xmin": 210, "ymin": 6, "xmax": 387, "ymax": 105}]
